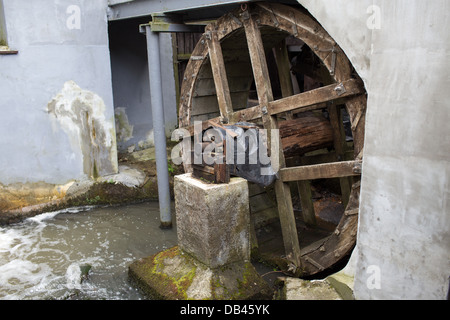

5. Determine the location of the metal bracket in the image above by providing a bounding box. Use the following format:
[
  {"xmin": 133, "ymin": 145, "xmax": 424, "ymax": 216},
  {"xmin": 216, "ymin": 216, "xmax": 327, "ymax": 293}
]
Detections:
[
  {"xmin": 261, "ymin": 106, "xmax": 268, "ymax": 115},
  {"xmin": 334, "ymin": 83, "xmax": 347, "ymax": 96},
  {"xmin": 139, "ymin": 13, "xmax": 205, "ymax": 34},
  {"xmin": 190, "ymin": 56, "xmax": 205, "ymax": 61},
  {"xmin": 240, "ymin": 9, "xmax": 250, "ymax": 21},
  {"xmin": 269, "ymin": 5, "xmax": 279, "ymax": 27},
  {"xmin": 227, "ymin": 12, "xmax": 243, "ymax": 27},
  {"xmin": 314, "ymin": 45, "xmax": 338, "ymax": 76},
  {"xmin": 204, "ymin": 30, "xmax": 212, "ymax": 40},
  {"xmin": 330, "ymin": 47, "xmax": 337, "ymax": 76},
  {"xmin": 290, "ymin": 12, "xmax": 298, "ymax": 36}
]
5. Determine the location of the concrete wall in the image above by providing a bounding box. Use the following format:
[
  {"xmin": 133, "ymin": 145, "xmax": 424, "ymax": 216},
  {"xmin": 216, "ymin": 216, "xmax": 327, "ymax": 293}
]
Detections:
[
  {"xmin": 0, "ymin": 0, "xmax": 117, "ymax": 185},
  {"xmin": 298, "ymin": 0, "xmax": 449, "ymax": 299},
  {"xmin": 0, "ymin": 0, "xmax": 7, "ymax": 46}
]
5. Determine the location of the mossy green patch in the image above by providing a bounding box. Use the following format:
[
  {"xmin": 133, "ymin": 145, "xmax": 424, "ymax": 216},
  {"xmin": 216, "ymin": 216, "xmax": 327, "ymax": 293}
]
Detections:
[
  {"xmin": 129, "ymin": 246, "xmax": 198, "ymax": 300},
  {"xmin": 128, "ymin": 246, "xmax": 273, "ymax": 300}
]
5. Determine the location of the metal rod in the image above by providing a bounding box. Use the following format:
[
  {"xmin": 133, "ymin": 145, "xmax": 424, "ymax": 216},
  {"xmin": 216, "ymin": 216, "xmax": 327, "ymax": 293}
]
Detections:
[{"xmin": 145, "ymin": 25, "xmax": 172, "ymax": 229}]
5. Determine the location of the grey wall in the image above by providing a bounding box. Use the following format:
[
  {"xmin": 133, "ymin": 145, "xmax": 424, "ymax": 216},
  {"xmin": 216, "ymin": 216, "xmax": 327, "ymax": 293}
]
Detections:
[
  {"xmin": 0, "ymin": 0, "xmax": 117, "ymax": 185},
  {"xmin": 299, "ymin": 0, "xmax": 450, "ymax": 299},
  {"xmin": 0, "ymin": 0, "xmax": 7, "ymax": 46}
]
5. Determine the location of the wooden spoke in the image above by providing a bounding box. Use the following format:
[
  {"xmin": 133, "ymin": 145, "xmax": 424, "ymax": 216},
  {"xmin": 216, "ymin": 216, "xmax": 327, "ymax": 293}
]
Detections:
[
  {"xmin": 274, "ymin": 40, "xmax": 316, "ymax": 226},
  {"xmin": 279, "ymin": 160, "xmax": 362, "ymax": 182},
  {"xmin": 268, "ymin": 78, "xmax": 364, "ymax": 116},
  {"xmin": 345, "ymin": 94, "xmax": 367, "ymax": 157},
  {"xmin": 205, "ymin": 25, "xmax": 234, "ymax": 122},
  {"xmin": 274, "ymin": 39, "xmax": 294, "ymax": 99},
  {"xmin": 243, "ymin": 8, "xmax": 302, "ymax": 269},
  {"xmin": 184, "ymin": 79, "xmax": 365, "ymax": 135},
  {"xmin": 242, "ymin": 10, "xmax": 274, "ymax": 105}
]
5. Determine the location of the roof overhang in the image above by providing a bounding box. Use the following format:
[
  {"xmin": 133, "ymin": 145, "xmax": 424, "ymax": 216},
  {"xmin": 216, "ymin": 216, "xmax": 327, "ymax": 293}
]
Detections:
[{"xmin": 107, "ymin": 0, "xmax": 300, "ymax": 22}]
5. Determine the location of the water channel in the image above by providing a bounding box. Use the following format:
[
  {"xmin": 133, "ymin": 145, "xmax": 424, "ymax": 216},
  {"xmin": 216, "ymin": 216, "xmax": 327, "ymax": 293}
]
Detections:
[{"xmin": 0, "ymin": 202, "xmax": 178, "ymax": 300}]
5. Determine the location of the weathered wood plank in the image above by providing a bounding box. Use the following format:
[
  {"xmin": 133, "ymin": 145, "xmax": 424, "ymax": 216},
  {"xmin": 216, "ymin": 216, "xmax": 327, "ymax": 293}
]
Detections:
[
  {"xmin": 191, "ymin": 94, "xmax": 248, "ymax": 116},
  {"xmin": 193, "ymin": 77, "xmax": 252, "ymax": 97},
  {"xmin": 345, "ymin": 94, "xmax": 367, "ymax": 157},
  {"xmin": 297, "ymin": 179, "xmax": 316, "ymax": 226},
  {"xmin": 268, "ymin": 78, "xmax": 364, "ymax": 116},
  {"xmin": 275, "ymin": 40, "xmax": 315, "ymax": 227},
  {"xmin": 196, "ymin": 61, "xmax": 253, "ymax": 80},
  {"xmin": 243, "ymin": 9, "xmax": 302, "ymax": 269},
  {"xmin": 280, "ymin": 160, "xmax": 362, "ymax": 182},
  {"xmin": 328, "ymin": 104, "xmax": 352, "ymax": 208},
  {"xmin": 274, "ymin": 40, "xmax": 294, "ymax": 98},
  {"xmin": 229, "ymin": 105, "xmax": 261, "ymax": 123},
  {"xmin": 273, "ymin": 39, "xmax": 294, "ymax": 120},
  {"xmin": 205, "ymin": 28, "xmax": 234, "ymax": 122}
]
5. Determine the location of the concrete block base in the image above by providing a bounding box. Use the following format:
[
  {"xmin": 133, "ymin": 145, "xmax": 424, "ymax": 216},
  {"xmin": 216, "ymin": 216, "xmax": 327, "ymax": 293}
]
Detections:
[
  {"xmin": 174, "ymin": 173, "xmax": 250, "ymax": 268},
  {"xmin": 128, "ymin": 246, "xmax": 272, "ymax": 300},
  {"xmin": 128, "ymin": 174, "xmax": 271, "ymax": 300}
]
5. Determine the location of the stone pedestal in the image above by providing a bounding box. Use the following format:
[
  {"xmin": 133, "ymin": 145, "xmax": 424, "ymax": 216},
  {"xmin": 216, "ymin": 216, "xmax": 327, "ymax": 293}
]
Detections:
[
  {"xmin": 128, "ymin": 173, "xmax": 271, "ymax": 300},
  {"xmin": 174, "ymin": 173, "xmax": 250, "ymax": 268}
]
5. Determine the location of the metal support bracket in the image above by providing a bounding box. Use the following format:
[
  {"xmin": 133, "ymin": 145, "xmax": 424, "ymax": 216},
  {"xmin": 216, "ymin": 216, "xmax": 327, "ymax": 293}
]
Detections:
[
  {"xmin": 139, "ymin": 13, "xmax": 205, "ymax": 34},
  {"xmin": 334, "ymin": 82, "xmax": 347, "ymax": 96}
]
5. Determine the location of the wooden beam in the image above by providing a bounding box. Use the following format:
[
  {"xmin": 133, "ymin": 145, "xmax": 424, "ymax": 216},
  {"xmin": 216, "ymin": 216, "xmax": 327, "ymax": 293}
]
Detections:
[
  {"xmin": 279, "ymin": 160, "xmax": 362, "ymax": 182},
  {"xmin": 243, "ymin": 9, "xmax": 302, "ymax": 269},
  {"xmin": 205, "ymin": 27, "xmax": 234, "ymax": 122},
  {"xmin": 274, "ymin": 40, "xmax": 315, "ymax": 227},
  {"xmin": 183, "ymin": 80, "xmax": 364, "ymax": 135},
  {"xmin": 229, "ymin": 105, "xmax": 261, "ymax": 123},
  {"xmin": 242, "ymin": 13, "xmax": 274, "ymax": 106},
  {"xmin": 297, "ymin": 179, "xmax": 316, "ymax": 226},
  {"xmin": 268, "ymin": 78, "xmax": 364, "ymax": 116},
  {"xmin": 274, "ymin": 39, "xmax": 294, "ymax": 121},
  {"xmin": 328, "ymin": 104, "xmax": 351, "ymax": 208},
  {"xmin": 274, "ymin": 41, "xmax": 294, "ymax": 98}
]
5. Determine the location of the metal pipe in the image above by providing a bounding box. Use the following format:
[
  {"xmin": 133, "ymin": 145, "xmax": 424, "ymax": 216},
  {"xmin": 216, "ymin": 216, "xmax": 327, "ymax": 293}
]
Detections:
[{"xmin": 145, "ymin": 25, "xmax": 172, "ymax": 229}]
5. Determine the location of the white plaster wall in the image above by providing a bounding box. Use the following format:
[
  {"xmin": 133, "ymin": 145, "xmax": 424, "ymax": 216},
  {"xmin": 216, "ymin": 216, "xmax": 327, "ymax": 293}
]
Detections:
[
  {"xmin": 0, "ymin": 0, "xmax": 117, "ymax": 185},
  {"xmin": 298, "ymin": 0, "xmax": 450, "ymax": 299}
]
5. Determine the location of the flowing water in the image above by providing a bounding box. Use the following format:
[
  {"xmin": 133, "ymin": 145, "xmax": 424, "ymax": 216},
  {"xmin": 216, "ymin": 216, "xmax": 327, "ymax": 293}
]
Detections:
[{"xmin": 0, "ymin": 202, "xmax": 178, "ymax": 300}]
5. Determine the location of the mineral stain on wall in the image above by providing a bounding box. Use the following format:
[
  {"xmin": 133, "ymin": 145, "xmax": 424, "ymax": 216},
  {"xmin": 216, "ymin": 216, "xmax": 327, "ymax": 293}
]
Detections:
[
  {"xmin": 0, "ymin": 180, "xmax": 74, "ymax": 213},
  {"xmin": 47, "ymin": 81, "xmax": 118, "ymax": 179}
]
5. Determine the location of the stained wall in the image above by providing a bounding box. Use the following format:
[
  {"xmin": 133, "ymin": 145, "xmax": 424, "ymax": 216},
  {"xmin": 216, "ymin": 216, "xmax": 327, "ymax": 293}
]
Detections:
[{"xmin": 0, "ymin": 0, "xmax": 118, "ymax": 209}]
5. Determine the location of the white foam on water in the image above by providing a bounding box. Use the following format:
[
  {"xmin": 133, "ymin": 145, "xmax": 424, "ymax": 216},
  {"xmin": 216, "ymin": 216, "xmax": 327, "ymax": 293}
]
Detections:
[
  {"xmin": 0, "ymin": 202, "xmax": 177, "ymax": 300},
  {"xmin": 65, "ymin": 263, "xmax": 82, "ymax": 290},
  {"xmin": 27, "ymin": 206, "xmax": 96, "ymax": 224},
  {"xmin": 0, "ymin": 259, "xmax": 53, "ymax": 300}
]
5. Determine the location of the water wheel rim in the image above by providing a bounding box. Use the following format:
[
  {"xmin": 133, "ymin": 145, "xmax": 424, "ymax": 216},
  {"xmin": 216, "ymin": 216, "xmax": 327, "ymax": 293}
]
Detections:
[{"xmin": 178, "ymin": 2, "xmax": 367, "ymax": 277}]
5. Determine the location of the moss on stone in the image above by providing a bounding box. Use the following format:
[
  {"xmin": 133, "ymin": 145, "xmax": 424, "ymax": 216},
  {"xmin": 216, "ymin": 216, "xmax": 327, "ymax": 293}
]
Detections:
[
  {"xmin": 129, "ymin": 246, "xmax": 199, "ymax": 300},
  {"xmin": 128, "ymin": 246, "xmax": 273, "ymax": 300}
]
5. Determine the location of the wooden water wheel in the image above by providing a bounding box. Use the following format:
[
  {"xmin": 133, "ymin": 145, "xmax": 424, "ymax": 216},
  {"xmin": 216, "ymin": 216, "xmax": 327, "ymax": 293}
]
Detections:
[{"xmin": 177, "ymin": 2, "xmax": 366, "ymax": 277}]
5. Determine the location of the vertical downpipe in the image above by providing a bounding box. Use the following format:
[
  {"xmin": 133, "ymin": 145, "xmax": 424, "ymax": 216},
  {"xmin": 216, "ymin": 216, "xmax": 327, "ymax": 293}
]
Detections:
[{"xmin": 145, "ymin": 25, "xmax": 172, "ymax": 229}]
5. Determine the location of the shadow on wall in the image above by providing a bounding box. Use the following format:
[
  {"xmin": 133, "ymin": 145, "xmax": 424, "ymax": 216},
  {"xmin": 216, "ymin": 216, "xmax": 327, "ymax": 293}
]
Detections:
[{"xmin": 109, "ymin": 16, "xmax": 156, "ymax": 153}]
